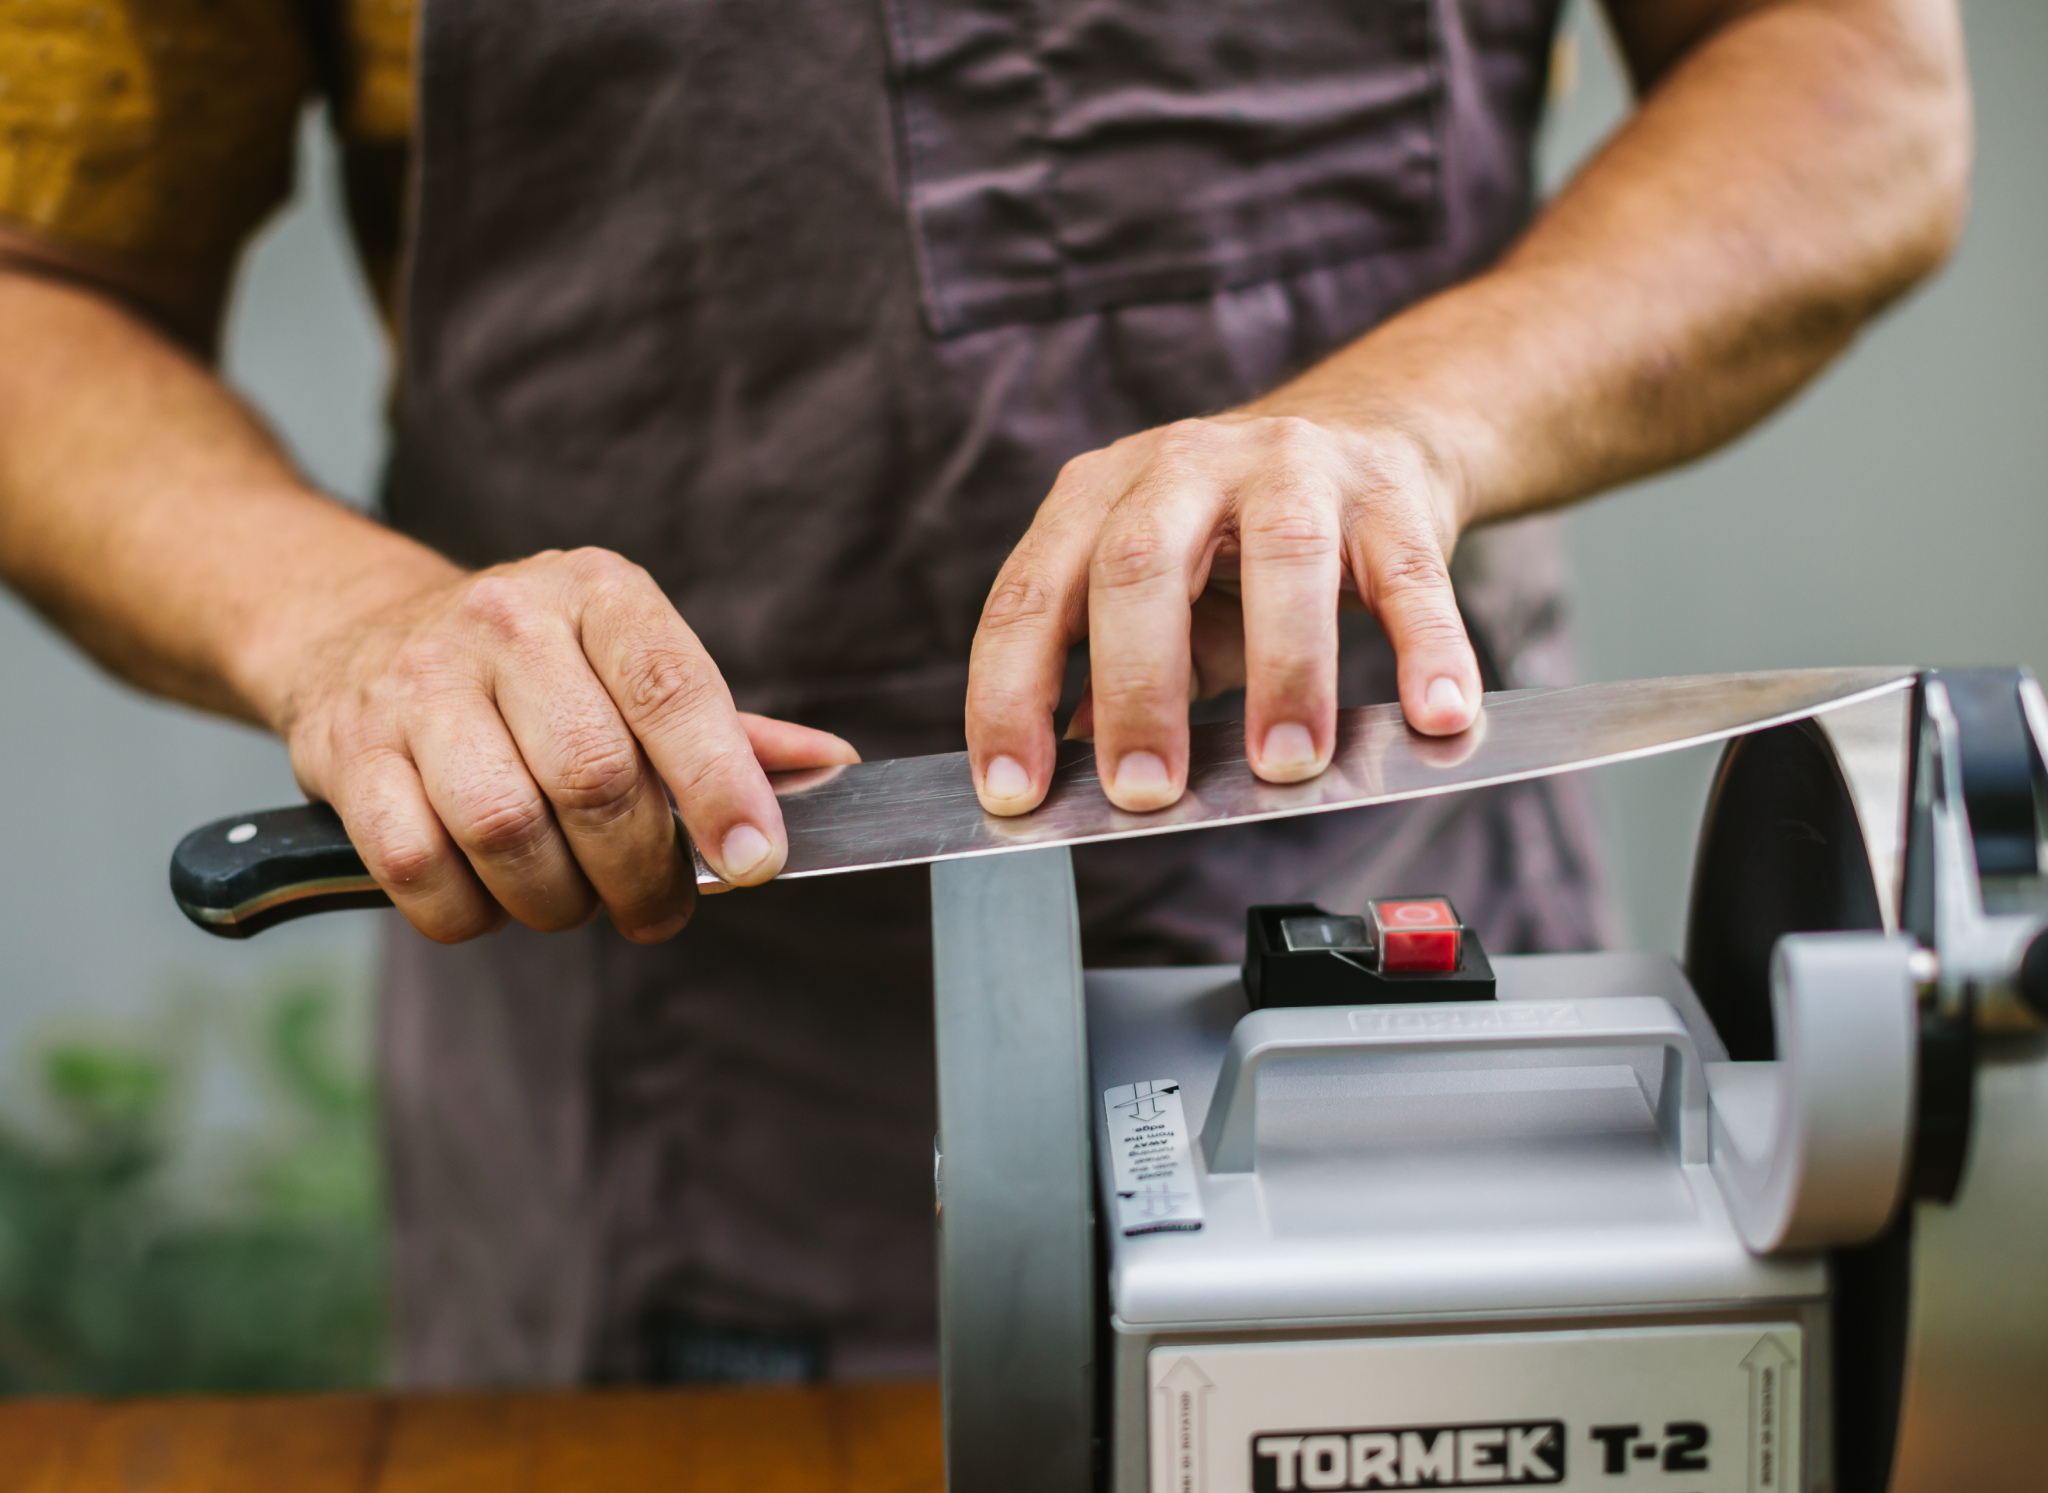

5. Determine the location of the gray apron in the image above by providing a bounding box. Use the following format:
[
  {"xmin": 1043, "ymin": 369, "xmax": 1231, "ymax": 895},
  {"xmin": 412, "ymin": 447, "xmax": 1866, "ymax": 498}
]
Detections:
[{"xmin": 380, "ymin": 0, "xmax": 1609, "ymax": 1386}]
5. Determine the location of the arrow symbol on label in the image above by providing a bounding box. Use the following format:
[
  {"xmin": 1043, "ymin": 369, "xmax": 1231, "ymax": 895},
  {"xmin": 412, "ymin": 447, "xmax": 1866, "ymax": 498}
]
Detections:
[
  {"xmin": 1742, "ymin": 1334, "xmax": 1795, "ymax": 1491},
  {"xmin": 1158, "ymin": 1356, "xmax": 1214, "ymax": 1493}
]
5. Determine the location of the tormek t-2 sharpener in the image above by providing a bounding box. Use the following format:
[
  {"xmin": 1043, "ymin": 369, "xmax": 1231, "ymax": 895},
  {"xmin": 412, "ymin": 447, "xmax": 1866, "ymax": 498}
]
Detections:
[
  {"xmin": 170, "ymin": 667, "xmax": 2048, "ymax": 1492},
  {"xmin": 925, "ymin": 669, "xmax": 2048, "ymax": 1493}
]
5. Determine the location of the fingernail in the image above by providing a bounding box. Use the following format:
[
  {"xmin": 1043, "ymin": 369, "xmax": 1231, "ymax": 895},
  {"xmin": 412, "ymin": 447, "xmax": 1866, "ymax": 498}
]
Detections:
[
  {"xmin": 1113, "ymin": 750, "xmax": 1171, "ymax": 799},
  {"xmin": 983, "ymin": 754, "xmax": 1031, "ymax": 801},
  {"xmin": 719, "ymin": 823, "xmax": 773, "ymax": 879},
  {"xmin": 1426, "ymin": 676, "xmax": 1469, "ymax": 719},
  {"xmin": 1260, "ymin": 722, "xmax": 1320, "ymax": 775}
]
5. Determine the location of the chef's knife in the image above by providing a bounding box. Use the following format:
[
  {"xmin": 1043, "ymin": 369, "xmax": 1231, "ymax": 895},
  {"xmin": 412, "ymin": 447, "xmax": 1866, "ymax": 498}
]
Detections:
[{"xmin": 170, "ymin": 666, "xmax": 1915, "ymax": 937}]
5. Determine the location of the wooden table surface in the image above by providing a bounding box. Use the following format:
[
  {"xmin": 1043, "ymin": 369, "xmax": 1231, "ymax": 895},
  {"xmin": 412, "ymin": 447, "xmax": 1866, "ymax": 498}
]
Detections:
[{"xmin": 0, "ymin": 1382, "xmax": 944, "ymax": 1493}]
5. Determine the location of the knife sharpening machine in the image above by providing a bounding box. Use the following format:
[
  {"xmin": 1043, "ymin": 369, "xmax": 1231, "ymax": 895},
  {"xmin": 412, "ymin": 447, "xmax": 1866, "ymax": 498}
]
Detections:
[
  {"xmin": 928, "ymin": 669, "xmax": 2048, "ymax": 1493},
  {"xmin": 168, "ymin": 667, "xmax": 2048, "ymax": 1492}
]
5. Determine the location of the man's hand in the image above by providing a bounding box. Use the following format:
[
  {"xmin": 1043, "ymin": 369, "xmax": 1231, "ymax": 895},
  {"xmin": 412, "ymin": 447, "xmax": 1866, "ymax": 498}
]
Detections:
[
  {"xmin": 966, "ymin": 0, "xmax": 1967, "ymax": 818},
  {"xmin": 966, "ymin": 414, "xmax": 1481, "ymax": 816},
  {"xmin": 279, "ymin": 548, "xmax": 858, "ymax": 945},
  {"xmin": 0, "ymin": 261, "xmax": 854, "ymax": 947}
]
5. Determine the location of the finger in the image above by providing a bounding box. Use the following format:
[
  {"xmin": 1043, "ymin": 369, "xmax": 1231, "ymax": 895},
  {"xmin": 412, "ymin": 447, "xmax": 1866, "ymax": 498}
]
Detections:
[
  {"xmin": 409, "ymin": 689, "xmax": 603, "ymax": 932},
  {"xmin": 1350, "ymin": 513, "xmax": 1481, "ymax": 737},
  {"xmin": 966, "ymin": 454, "xmax": 1117, "ymax": 815},
  {"xmin": 1089, "ymin": 419, "xmax": 1228, "ymax": 811},
  {"xmin": 331, "ymin": 748, "xmax": 507, "ymax": 944},
  {"xmin": 1086, "ymin": 442, "xmax": 1227, "ymax": 810},
  {"xmin": 738, "ymin": 713, "xmax": 862, "ymax": 772},
  {"xmin": 1237, "ymin": 464, "xmax": 1344, "ymax": 782},
  {"xmin": 489, "ymin": 631, "xmax": 697, "ymax": 943},
  {"xmin": 571, "ymin": 551, "xmax": 788, "ymax": 885}
]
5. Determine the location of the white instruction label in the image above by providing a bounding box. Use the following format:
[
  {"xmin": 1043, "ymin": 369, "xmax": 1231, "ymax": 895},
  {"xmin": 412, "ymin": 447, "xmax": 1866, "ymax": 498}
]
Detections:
[{"xmin": 1104, "ymin": 1080, "xmax": 1204, "ymax": 1236}]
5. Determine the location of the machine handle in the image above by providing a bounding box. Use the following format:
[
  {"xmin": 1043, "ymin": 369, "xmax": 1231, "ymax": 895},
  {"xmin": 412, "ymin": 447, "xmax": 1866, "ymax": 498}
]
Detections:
[
  {"xmin": 1198, "ymin": 996, "xmax": 1707, "ymax": 1174},
  {"xmin": 1709, "ymin": 932, "xmax": 1919, "ymax": 1253}
]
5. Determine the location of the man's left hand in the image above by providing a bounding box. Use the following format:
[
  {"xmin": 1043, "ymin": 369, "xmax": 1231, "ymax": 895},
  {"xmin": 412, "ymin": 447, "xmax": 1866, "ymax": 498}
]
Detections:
[{"xmin": 964, "ymin": 411, "xmax": 1482, "ymax": 816}]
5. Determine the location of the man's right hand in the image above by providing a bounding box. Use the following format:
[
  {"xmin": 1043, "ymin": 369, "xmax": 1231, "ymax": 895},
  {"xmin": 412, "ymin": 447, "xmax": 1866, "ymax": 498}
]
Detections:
[
  {"xmin": 275, "ymin": 547, "xmax": 858, "ymax": 945},
  {"xmin": 0, "ymin": 257, "xmax": 852, "ymax": 950}
]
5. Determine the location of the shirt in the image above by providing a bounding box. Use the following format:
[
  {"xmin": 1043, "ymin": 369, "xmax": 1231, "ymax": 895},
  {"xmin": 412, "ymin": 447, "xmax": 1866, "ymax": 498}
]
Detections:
[{"xmin": 0, "ymin": 0, "xmax": 414, "ymax": 311}]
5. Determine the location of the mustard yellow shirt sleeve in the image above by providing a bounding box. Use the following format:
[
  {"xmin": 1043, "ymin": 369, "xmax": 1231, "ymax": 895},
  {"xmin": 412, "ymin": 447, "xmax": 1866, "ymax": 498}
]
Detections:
[
  {"xmin": 341, "ymin": 0, "xmax": 414, "ymax": 145},
  {"xmin": 0, "ymin": 0, "xmax": 315, "ymax": 267}
]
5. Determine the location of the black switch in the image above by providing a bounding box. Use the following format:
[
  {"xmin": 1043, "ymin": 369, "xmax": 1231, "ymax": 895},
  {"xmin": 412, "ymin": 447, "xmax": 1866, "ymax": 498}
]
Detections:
[{"xmin": 1242, "ymin": 900, "xmax": 1494, "ymax": 1009}]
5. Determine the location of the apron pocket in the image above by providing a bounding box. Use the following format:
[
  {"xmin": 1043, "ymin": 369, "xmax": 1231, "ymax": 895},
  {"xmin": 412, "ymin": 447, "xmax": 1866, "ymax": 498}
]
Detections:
[{"xmin": 881, "ymin": 0, "xmax": 1446, "ymax": 336}]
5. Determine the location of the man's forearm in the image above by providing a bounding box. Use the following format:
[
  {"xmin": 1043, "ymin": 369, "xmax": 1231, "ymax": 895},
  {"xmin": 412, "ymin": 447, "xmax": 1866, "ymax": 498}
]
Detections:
[
  {"xmin": 1248, "ymin": 0, "xmax": 1970, "ymax": 529},
  {"xmin": 0, "ymin": 264, "xmax": 458, "ymax": 726}
]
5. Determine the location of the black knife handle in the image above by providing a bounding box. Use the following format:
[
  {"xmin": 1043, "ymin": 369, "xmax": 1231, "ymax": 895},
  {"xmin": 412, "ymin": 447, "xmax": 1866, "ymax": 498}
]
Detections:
[{"xmin": 170, "ymin": 803, "xmax": 391, "ymax": 939}]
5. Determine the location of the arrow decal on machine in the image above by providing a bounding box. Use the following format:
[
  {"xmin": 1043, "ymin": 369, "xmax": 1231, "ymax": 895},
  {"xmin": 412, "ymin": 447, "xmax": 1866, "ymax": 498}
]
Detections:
[
  {"xmin": 1741, "ymin": 1334, "xmax": 1797, "ymax": 1491},
  {"xmin": 1159, "ymin": 1356, "xmax": 1215, "ymax": 1493}
]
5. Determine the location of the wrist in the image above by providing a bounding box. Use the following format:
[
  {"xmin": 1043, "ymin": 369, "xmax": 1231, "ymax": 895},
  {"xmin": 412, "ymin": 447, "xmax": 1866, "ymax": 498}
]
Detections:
[{"xmin": 216, "ymin": 497, "xmax": 463, "ymax": 736}]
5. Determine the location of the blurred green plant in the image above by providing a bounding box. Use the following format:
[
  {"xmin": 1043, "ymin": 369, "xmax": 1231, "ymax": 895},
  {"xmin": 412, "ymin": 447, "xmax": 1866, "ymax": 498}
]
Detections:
[{"xmin": 0, "ymin": 970, "xmax": 385, "ymax": 1393}]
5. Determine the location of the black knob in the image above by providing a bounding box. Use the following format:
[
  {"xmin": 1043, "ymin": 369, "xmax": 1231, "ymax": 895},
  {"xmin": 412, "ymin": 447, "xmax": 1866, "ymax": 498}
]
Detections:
[{"xmin": 2023, "ymin": 926, "xmax": 2048, "ymax": 1021}]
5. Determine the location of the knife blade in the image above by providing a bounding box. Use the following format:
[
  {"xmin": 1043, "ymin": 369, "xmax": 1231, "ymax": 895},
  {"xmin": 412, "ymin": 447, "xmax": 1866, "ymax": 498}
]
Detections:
[{"xmin": 171, "ymin": 666, "xmax": 1916, "ymax": 937}]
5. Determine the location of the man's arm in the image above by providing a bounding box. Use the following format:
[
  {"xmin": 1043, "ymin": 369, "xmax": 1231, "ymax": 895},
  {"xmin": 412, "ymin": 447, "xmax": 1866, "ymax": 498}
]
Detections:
[
  {"xmin": 0, "ymin": 235, "xmax": 854, "ymax": 943},
  {"xmin": 1268, "ymin": 0, "xmax": 1968, "ymax": 523},
  {"xmin": 965, "ymin": 0, "xmax": 1969, "ymax": 814}
]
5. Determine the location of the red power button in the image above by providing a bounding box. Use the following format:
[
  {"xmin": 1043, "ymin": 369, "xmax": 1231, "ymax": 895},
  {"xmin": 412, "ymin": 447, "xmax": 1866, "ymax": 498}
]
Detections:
[{"xmin": 1368, "ymin": 897, "xmax": 1463, "ymax": 973}]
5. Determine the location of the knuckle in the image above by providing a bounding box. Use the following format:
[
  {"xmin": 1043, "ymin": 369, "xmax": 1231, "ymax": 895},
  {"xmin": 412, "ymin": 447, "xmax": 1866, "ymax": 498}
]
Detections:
[
  {"xmin": 1053, "ymin": 449, "xmax": 1108, "ymax": 492},
  {"xmin": 966, "ymin": 675, "xmax": 1052, "ymax": 726},
  {"xmin": 563, "ymin": 548, "xmax": 656, "ymax": 613},
  {"xmin": 1155, "ymin": 418, "xmax": 1223, "ymax": 463},
  {"xmin": 1092, "ymin": 525, "xmax": 1177, "ymax": 592},
  {"xmin": 550, "ymin": 729, "xmax": 645, "ymax": 817},
  {"xmin": 367, "ymin": 836, "xmax": 440, "ymax": 892},
  {"xmin": 1097, "ymin": 684, "xmax": 1191, "ymax": 728},
  {"xmin": 453, "ymin": 574, "xmax": 563, "ymax": 659},
  {"xmin": 1406, "ymin": 617, "xmax": 1472, "ymax": 652},
  {"xmin": 563, "ymin": 546, "xmax": 638, "ymax": 583},
  {"xmin": 1090, "ymin": 661, "xmax": 1188, "ymax": 716},
  {"xmin": 509, "ymin": 548, "xmax": 568, "ymax": 576},
  {"xmin": 619, "ymin": 643, "xmax": 723, "ymax": 726},
  {"xmin": 1242, "ymin": 502, "xmax": 1337, "ymax": 562},
  {"xmin": 1369, "ymin": 539, "xmax": 1453, "ymax": 597},
  {"xmin": 665, "ymin": 737, "xmax": 760, "ymax": 809},
  {"xmin": 461, "ymin": 786, "xmax": 555, "ymax": 861},
  {"xmin": 1257, "ymin": 414, "xmax": 1326, "ymax": 460},
  {"xmin": 455, "ymin": 574, "xmax": 529, "ymax": 637},
  {"xmin": 980, "ymin": 566, "xmax": 1066, "ymax": 635},
  {"xmin": 354, "ymin": 811, "xmax": 442, "ymax": 892}
]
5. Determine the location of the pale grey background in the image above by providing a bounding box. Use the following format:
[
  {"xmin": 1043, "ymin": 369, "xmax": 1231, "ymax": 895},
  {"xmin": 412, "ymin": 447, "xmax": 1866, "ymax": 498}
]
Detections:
[
  {"xmin": 1548, "ymin": 0, "xmax": 2047, "ymax": 949},
  {"xmin": 0, "ymin": 111, "xmax": 387, "ymax": 1130},
  {"xmin": 0, "ymin": 0, "xmax": 2040, "ymax": 1098}
]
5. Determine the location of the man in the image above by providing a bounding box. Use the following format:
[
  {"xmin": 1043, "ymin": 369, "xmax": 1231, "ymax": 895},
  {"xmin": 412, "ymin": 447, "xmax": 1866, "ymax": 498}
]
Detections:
[{"xmin": 0, "ymin": 0, "xmax": 1966, "ymax": 1385}]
